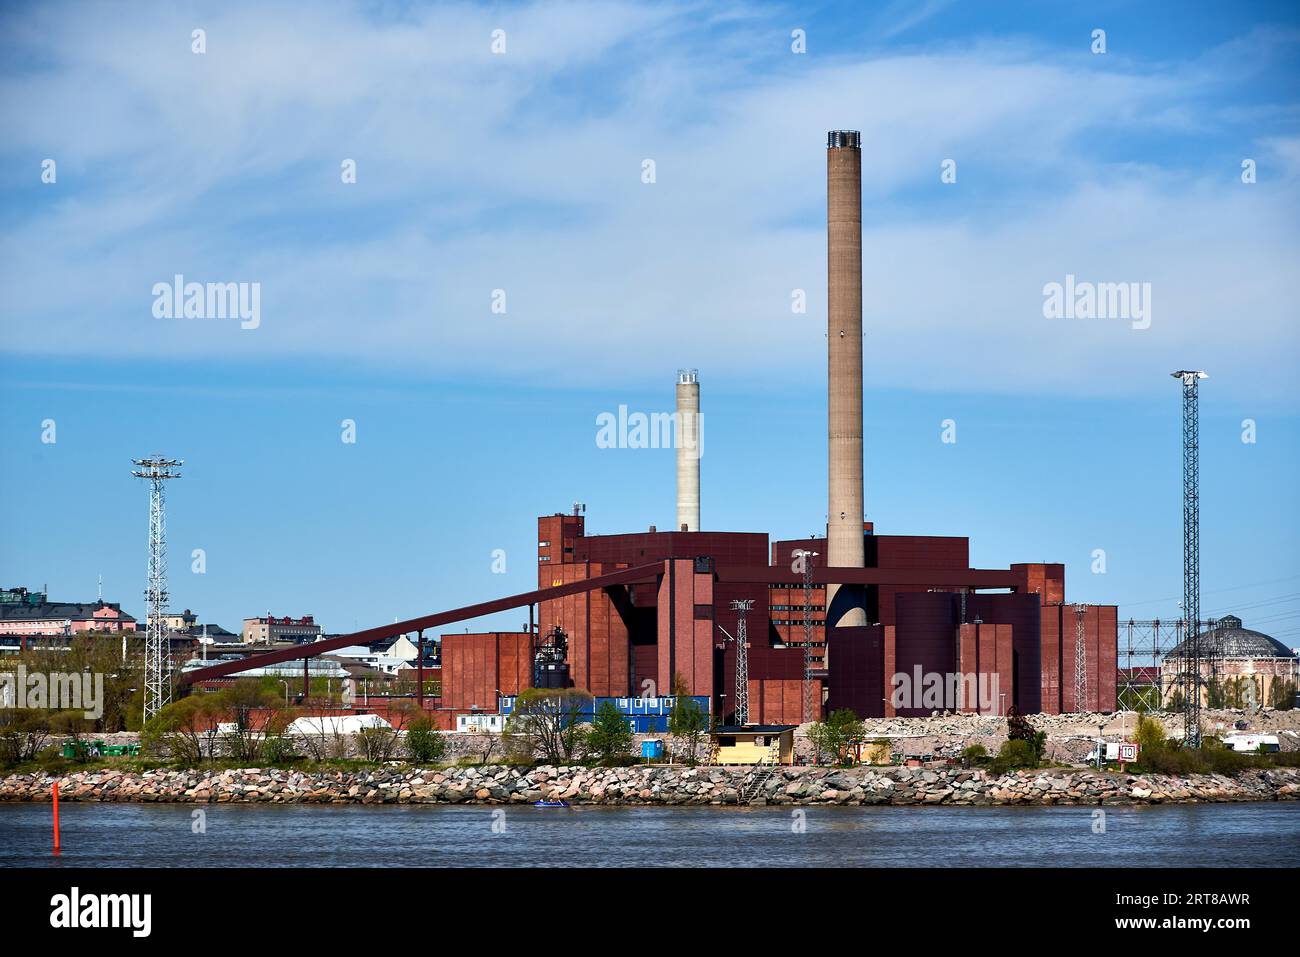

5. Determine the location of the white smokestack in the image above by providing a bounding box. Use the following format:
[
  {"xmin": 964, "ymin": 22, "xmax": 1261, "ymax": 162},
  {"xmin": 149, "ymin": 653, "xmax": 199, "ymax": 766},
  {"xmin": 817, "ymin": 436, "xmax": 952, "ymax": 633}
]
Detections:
[{"xmin": 676, "ymin": 369, "xmax": 700, "ymax": 532}]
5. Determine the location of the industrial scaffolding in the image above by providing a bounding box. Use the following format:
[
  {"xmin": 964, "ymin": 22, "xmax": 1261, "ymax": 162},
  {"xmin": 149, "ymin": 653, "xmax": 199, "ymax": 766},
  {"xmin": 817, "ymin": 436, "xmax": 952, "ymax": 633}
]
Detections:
[{"xmin": 1116, "ymin": 617, "xmax": 1220, "ymax": 714}]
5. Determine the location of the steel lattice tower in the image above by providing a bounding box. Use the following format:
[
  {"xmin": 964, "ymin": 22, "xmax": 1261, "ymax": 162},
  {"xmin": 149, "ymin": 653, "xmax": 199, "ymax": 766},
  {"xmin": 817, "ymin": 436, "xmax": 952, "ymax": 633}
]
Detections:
[
  {"xmin": 132, "ymin": 456, "xmax": 183, "ymax": 724},
  {"xmin": 1172, "ymin": 371, "xmax": 1206, "ymax": 747},
  {"xmin": 732, "ymin": 600, "xmax": 753, "ymax": 726},
  {"xmin": 1074, "ymin": 604, "xmax": 1088, "ymax": 712}
]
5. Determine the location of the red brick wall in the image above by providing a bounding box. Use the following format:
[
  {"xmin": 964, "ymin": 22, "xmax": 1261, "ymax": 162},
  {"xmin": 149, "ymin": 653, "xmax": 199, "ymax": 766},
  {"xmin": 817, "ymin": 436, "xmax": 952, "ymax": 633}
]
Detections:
[
  {"xmin": 748, "ymin": 678, "xmax": 819, "ymax": 724},
  {"xmin": 1012, "ymin": 563, "xmax": 1065, "ymax": 605},
  {"xmin": 956, "ymin": 622, "xmax": 1013, "ymax": 715},
  {"xmin": 537, "ymin": 562, "xmax": 632, "ymax": 697},
  {"xmin": 537, "ymin": 514, "xmax": 584, "ymax": 587},
  {"xmin": 1041, "ymin": 604, "xmax": 1118, "ymax": 712},
  {"xmin": 656, "ymin": 559, "xmax": 713, "ymax": 699},
  {"xmin": 440, "ymin": 632, "xmax": 531, "ymax": 711},
  {"xmin": 883, "ymin": 625, "xmax": 897, "ymax": 717},
  {"xmin": 1040, "ymin": 606, "xmax": 1062, "ymax": 714}
]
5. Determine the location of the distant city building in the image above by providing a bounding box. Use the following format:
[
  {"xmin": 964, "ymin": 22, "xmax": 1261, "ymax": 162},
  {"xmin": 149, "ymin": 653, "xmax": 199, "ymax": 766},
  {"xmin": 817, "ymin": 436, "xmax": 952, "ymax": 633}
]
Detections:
[
  {"xmin": 242, "ymin": 614, "xmax": 321, "ymax": 645},
  {"xmin": 0, "ymin": 584, "xmax": 136, "ymax": 637},
  {"xmin": 184, "ymin": 622, "xmax": 239, "ymax": 642},
  {"xmin": 152, "ymin": 609, "xmax": 198, "ymax": 631}
]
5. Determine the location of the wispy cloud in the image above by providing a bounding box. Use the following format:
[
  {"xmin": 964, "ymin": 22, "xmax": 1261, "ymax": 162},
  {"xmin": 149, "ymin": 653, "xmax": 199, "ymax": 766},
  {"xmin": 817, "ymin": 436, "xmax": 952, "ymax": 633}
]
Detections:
[
  {"xmin": 1, "ymin": 0, "xmax": 1297, "ymax": 402},
  {"xmin": 873, "ymin": 0, "xmax": 957, "ymax": 41}
]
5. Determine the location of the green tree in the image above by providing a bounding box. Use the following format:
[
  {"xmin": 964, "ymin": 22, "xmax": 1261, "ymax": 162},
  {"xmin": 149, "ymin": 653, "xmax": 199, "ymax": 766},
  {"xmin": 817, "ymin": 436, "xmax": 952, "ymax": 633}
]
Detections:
[
  {"xmin": 0, "ymin": 708, "xmax": 54, "ymax": 769},
  {"xmin": 142, "ymin": 693, "xmax": 223, "ymax": 766},
  {"xmin": 405, "ymin": 717, "xmax": 446, "ymax": 764},
  {"xmin": 806, "ymin": 709, "xmax": 864, "ymax": 766},
  {"xmin": 667, "ymin": 676, "xmax": 709, "ymax": 765},
  {"xmin": 215, "ymin": 679, "xmax": 288, "ymax": 763},
  {"xmin": 1271, "ymin": 679, "xmax": 1295, "ymax": 711},
  {"xmin": 503, "ymin": 687, "xmax": 593, "ymax": 764},
  {"xmin": 1006, "ymin": 708, "xmax": 1046, "ymax": 761},
  {"xmin": 1134, "ymin": 713, "xmax": 1167, "ymax": 760},
  {"xmin": 586, "ymin": 700, "xmax": 634, "ymax": 765},
  {"xmin": 990, "ymin": 738, "xmax": 1039, "ymax": 773}
]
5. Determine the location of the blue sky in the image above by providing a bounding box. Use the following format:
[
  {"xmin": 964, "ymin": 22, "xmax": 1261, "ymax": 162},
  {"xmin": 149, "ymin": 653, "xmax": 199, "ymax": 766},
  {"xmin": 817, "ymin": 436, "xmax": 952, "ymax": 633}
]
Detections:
[{"xmin": 1, "ymin": 0, "xmax": 1298, "ymax": 645}]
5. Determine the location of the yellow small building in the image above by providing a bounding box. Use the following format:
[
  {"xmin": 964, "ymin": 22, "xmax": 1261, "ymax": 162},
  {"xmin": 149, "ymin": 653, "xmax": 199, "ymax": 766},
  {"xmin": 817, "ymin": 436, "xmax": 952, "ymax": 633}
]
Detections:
[
  {"xmin": 710, "ymin": 725, "xmax": 797, "ymax": 766},
  {"xmin": 856, "ymin": 739, "xmax": 893, "ymax": 766}
]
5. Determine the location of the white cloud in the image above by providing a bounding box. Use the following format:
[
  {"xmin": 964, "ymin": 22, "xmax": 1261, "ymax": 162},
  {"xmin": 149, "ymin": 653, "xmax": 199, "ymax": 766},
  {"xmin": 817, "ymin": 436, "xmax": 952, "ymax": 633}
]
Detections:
[{"xmin": 1, "ymin": 1, "xmax": 1297, "ymax": 403}]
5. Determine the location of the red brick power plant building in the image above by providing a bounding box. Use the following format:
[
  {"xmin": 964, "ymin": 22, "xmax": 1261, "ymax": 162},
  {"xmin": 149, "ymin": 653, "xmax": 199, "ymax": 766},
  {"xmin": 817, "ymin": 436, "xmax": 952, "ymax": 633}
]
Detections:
[
  {"xmin": 442, "ymin": 132, "xmax": 1118, "ymax": 724},
  {"xmin": 182, "ymin": 130, "xmax": 1120, "ymax": 724}
]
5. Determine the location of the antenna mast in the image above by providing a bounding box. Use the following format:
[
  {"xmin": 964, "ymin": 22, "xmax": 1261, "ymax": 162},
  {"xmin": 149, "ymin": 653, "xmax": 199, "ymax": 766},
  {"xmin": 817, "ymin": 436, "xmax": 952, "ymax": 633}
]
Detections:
[{"xmin": 731, "ymin": 600, "xmax": 753, "ymax": 725}]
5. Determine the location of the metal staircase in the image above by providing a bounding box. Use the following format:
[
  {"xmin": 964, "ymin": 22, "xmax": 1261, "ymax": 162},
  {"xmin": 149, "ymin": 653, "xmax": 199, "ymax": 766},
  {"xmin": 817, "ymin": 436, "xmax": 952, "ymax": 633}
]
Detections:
[{"xmin": 737, "ymin": 743, "xmax": 783, "ymax": 803}]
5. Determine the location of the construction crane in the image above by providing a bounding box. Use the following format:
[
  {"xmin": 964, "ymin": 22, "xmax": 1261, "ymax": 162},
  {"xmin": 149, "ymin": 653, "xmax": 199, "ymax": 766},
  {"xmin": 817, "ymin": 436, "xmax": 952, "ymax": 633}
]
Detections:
[{"xmin": 1171, "ymin": 371, "xmax": 1206, "ymax": 747}]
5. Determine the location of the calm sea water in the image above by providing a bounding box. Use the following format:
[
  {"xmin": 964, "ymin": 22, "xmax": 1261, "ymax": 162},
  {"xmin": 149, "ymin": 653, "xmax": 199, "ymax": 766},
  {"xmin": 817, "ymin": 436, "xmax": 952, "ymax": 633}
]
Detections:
[{"xmin": 1, "ymin": 802, "xmax": 1297, "ymax": 868}]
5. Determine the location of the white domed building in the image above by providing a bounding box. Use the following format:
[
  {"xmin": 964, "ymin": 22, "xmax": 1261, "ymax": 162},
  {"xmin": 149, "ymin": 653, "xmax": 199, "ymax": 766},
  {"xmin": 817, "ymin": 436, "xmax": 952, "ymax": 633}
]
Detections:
[{"xmin": 1161, "ymin": 615, "xmax": 1298, "ymax": 709}]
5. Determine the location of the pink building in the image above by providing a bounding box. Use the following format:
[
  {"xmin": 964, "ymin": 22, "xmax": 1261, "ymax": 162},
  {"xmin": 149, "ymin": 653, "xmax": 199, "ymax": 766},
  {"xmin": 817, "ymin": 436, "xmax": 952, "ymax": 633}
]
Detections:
[{"xmin": 0, "ymin": 586, "xmax": 137, "ymax": 637}]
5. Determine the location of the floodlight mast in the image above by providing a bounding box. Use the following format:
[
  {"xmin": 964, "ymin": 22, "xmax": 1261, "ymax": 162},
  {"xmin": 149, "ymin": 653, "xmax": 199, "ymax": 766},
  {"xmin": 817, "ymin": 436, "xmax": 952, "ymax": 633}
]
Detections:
[{"xmin": 1170, "ymin": 371, "xmax": 1206, "ymax": 747}]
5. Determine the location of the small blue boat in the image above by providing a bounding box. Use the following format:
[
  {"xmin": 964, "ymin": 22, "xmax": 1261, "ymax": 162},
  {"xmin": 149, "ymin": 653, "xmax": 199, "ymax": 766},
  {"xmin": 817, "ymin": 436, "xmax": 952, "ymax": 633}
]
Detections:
[{"xmin": 533, "ymin": 800, "xmax": 569, "ymax": 808}]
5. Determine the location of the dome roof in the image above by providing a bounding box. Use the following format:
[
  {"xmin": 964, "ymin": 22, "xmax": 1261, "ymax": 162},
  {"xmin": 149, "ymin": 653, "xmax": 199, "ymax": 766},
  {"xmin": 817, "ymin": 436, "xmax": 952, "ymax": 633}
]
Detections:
[{"xmin": 1167, "ymin": 615, "xmax": 1296, "ymax": 660}]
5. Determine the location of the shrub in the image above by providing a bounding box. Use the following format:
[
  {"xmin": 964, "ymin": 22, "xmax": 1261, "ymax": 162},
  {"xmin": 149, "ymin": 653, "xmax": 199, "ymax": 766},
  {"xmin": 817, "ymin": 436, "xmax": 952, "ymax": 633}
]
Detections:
[
  {"xmin": 585, "ymin": 700, "xmax": 633, "ymax": 765},
  {"xmin": 667, "ymin": 678, "xmax": 709, "ymax": 766},
  {"xmin": 261, "ymin": 733, "xmax": 298, "ymax": 765},
  {"xmin": 961, "ymin": 744, "xmax": 988, "ymax": 762},
  {"xmin": 503, "ymin": 688, "xmax": 593, "ymax": 764},
  {"xmin": 405, "ymin": 719, "xmax": 446, "ymax": 764},
  {"xmin": 1134, "ymin": 713, "xmax": 1167, "ymax": 760},
  {"xmin": 356, "ymin": 726, "xmax": 401, "ymax": 762},
  {"xmin": 990, "ymin": 738, "xmax": 1039, "ymax": 774},
  {"xmin": 806, "ymin": 709, "xmax": 865, "ymax": 766},
  {"xmin": 0, "ymin": 710, "xmax": 54, "ymax": 769},
  {"xmin": 35, "ymin": 746, "xmax": 72, "ymax": 774}
]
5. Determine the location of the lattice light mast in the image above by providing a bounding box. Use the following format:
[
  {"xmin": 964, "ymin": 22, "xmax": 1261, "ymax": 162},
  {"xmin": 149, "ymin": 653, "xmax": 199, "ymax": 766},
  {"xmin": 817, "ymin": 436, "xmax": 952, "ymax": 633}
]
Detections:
[
  {"xmin": 732, "ymin": 600, "xmax": 754, "ymax": 726},
  {"xmin": 132, "ymin": 456, "xmax": 183, "ymax": 724},
  {"xmin": 1172, "ymin": 371, "xmax": 1206, "ymax": 747},
  {"xmin": 793, "ymin": 549, "xmax": 819, "ymax": 724}
]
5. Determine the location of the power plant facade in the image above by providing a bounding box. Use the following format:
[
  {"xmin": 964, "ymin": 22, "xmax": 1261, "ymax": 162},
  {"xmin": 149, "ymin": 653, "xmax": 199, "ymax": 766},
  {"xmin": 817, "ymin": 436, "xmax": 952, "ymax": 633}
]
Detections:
[
  {"xmin": 183, "ymin": 130, "xmax": 1122, "ymax": 728},
  {"xmin": 439, "ymin": 130, "xmax": 1119, "ymax": 727}
]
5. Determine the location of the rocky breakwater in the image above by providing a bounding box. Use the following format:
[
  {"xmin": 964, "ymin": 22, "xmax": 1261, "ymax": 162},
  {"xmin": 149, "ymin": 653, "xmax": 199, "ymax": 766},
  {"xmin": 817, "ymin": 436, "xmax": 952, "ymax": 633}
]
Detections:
[{"xmin": 2, "ymin": 764, "xmax": 1298, "ymax": 806}]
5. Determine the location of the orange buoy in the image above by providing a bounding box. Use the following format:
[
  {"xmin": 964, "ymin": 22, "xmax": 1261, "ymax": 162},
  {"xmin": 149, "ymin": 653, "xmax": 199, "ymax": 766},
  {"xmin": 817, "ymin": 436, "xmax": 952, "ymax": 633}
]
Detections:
[{"xmin": 52, "ymin": 781, "xmax": 61, "ymax": 855}]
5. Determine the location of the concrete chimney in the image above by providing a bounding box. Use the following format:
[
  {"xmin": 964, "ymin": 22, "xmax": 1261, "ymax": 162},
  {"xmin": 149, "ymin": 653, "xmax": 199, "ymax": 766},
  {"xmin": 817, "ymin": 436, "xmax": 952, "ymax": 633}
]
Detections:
[
  {"xmin": 676, "ymin": 369, "xmax": 701, "ymax": 532},
  {"xmin": 826, "ymin": 131, "xmax": 866, "ymax": 627}
]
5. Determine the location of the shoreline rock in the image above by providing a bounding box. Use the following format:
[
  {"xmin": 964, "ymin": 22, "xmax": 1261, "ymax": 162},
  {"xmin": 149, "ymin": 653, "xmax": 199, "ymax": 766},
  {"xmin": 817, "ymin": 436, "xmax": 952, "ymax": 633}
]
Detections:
[{"xmin": 2, "ymin": 764, "xmax": 1296, "ymax": 807}]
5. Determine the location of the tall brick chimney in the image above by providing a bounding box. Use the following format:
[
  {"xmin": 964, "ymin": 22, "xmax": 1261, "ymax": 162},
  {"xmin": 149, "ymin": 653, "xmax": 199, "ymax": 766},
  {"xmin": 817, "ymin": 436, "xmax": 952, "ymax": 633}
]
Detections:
[{"xmin": 826, "ymin": 131, "xmax": 866, "ymax": 626}]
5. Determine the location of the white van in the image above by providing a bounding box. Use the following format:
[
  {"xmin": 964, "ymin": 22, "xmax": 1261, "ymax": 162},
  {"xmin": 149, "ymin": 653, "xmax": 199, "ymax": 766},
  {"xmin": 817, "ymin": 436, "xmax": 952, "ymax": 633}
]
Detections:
[
  {"xmin": 1222, "ymin": 733, "xmax": 1280, "ymax": 753},
  {"xmin": 1083, "ymin": 741, "xmax": 1121, "ymax": 764}
]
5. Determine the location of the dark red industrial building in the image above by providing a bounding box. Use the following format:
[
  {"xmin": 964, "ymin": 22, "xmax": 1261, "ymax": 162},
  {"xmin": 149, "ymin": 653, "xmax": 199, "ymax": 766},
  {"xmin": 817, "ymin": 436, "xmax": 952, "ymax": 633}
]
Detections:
[
  {"xmin": 181, "ymin": 129, "xmax": 1121, "ymax": 728},
  {"xmin": 432, "ymin": 510, "xmax": 1120, "ymax": 724}
]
